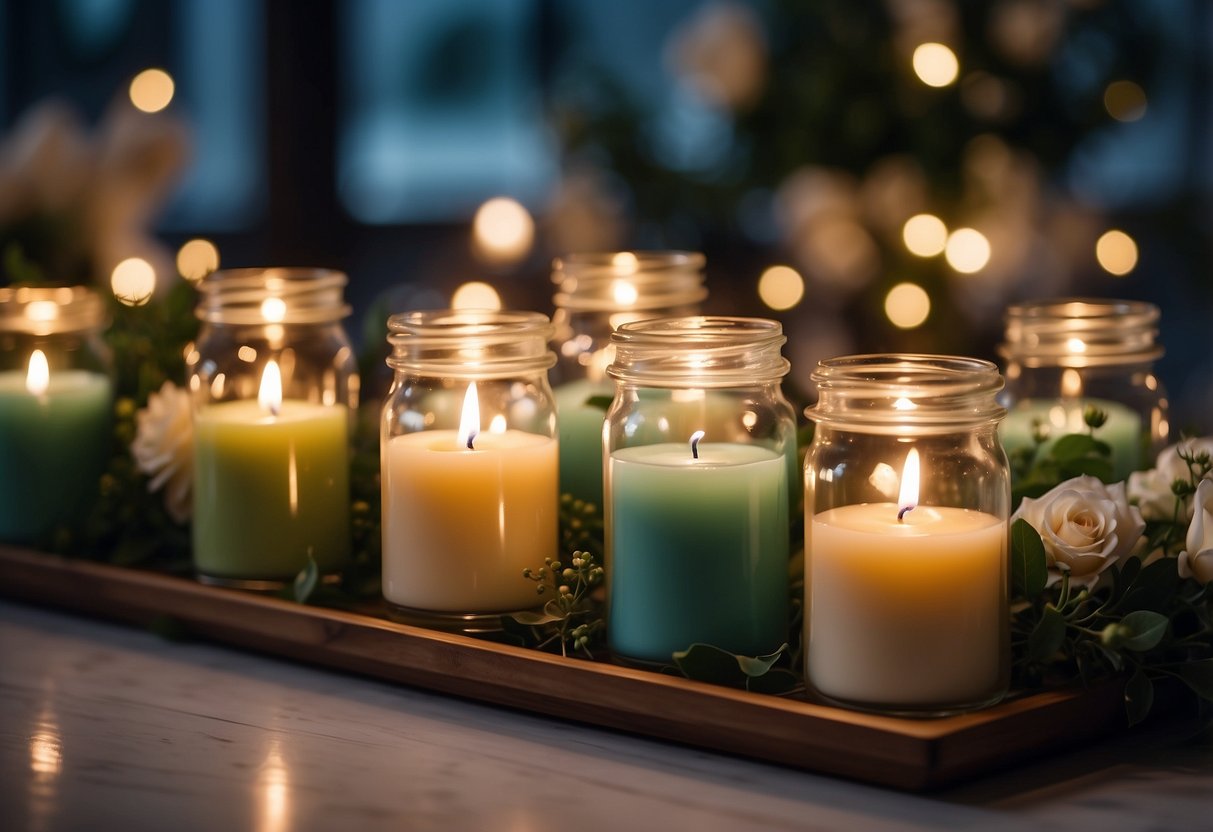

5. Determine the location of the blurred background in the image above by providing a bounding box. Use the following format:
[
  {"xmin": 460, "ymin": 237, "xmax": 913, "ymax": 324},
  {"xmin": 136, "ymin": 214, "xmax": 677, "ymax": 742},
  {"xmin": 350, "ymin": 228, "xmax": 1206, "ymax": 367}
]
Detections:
[{"xmin": 0, "ymin": 0, "xmax": 1209, "ymax": 425}]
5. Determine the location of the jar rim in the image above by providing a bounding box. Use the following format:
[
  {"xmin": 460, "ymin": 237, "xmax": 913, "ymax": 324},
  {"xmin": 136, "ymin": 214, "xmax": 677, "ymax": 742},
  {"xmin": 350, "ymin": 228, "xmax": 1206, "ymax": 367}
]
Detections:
[
  {"xmin": 608, "ymin": 316, "xmax": 790, "ymax": 387},
  {"xmin": 998, "ymin": 297, "xmax": 1163, "ymax": 367},
  {"xmin": 0, "ymin": 285, "xmax": 108, "ymax": 335},
  {"xmin": 552, "ymin": 251, "xmax": 707, "ymax": 313},
  {"xmin": 196, "ymin": 268, "xmax": 351, "ymax": 325},
  {"xmin": 808, "ymin": 353, "xmax": 1006, "ymax": 432},
  {"xmin": 386, "ymin": 308, "xmax": 556, "ymax": 377}
]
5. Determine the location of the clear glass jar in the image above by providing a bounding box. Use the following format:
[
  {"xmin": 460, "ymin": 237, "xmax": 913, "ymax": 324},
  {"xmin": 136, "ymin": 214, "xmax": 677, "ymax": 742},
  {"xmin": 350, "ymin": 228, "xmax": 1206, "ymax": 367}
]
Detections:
[
  {"xmin": 187, "ymin": 268, "xmax": 357, "ymax": 588},
  {"xmin": 551, "ymin": 251, "xmax": 707, "ymax": 508},
  {"xmin": 804, "ymin": 355, "xmax": 1010, "ymax": 715},
  {"xmin": 604, "ymin": 316, "xmax": 794, "ymax": 665},
  {"xmin": 0, "ymin": 286, "xmax": 112, "ymax": 543},
  {"xmin": 381, "ymin": 309, "xmax": 558, "ymax": 632},
  {"xmin": 997, "ymin": 298, "xmax": 1167, "ymax": 483}
]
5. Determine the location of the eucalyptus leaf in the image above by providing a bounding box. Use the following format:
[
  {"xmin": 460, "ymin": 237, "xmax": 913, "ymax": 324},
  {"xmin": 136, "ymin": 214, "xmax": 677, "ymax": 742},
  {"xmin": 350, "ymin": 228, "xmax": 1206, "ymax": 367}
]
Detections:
[
  {"xmin": 1011, "ymin": 519, "xmax": 1048, "ymax": 599},
  {"xmin": 1124, "ymin": 668, "xmax": 1154, "ymax": 727},
  {"xmin": 673, "ymin": 643, "xmax": 789, "ymax": 689},
  {"xmin": 508, "ymin": 604, "xmax": 566, "ymax": 627},
  {"xmin": 1027, "ymin": 604, "xmax": 1066, "ymax": 662},
  {"xmin": 746, "ymin": 668, "xmax": 800, "ymax": 695},
  {"xmin": 1177, "ymin": 659, "xmax": 1213, "ymax": 701},
  {"xmin": 584, "ymin": 395, "xmax": 613, "ymax": 412},
  {"xmin": 292, "ymin": 555, "xmax": 319, "ymax": 604},
  {"xmin": 735, "ymin": 644, "xmax": 788, "ymax": 677},
  {"xmin": 1118, "ymin": 610, "xmax": 1169, "ymax": 652},
  {"xmin": 1057, "ymin": 457, "xmax": 1115, "ymax": 483},
  {"xmin": 1051, "ymin": 434, "xmax": 1106, "ymax": 462}
]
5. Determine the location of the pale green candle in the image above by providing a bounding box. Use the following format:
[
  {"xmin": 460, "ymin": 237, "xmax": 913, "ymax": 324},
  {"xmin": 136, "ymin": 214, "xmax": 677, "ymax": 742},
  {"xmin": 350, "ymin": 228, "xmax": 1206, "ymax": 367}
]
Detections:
[{"xmin": 554, "ymin": 379, "xmax": 611, "ymax": 507}]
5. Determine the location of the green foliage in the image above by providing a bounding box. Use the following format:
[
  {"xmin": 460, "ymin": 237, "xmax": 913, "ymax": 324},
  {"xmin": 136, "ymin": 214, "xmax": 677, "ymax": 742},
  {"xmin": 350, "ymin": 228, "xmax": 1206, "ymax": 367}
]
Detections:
[
  {"xmin": 508, "ymin": 547, "xmax": 605, "ymax": 658},
  {"xmin": 672, "ymin": 643, "xmax": 798, "ymax": 695}
]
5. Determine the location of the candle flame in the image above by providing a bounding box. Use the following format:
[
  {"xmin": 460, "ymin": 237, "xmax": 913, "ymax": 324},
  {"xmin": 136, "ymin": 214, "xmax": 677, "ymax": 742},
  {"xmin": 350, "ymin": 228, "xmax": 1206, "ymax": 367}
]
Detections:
[
  {"xmin": 459, "ymin": 383, "xmax": 480, "ymax": 450},
  {"xmin": 258, "ymin": 360, "xmax": 283, "ymax": 416},
  {"xmin": 26, "ymin": 349, "xmax": 49, "ymax": 396},
  {"xmin": 898, "ymin": 448, "xmax": 920, "ymax": 521}
]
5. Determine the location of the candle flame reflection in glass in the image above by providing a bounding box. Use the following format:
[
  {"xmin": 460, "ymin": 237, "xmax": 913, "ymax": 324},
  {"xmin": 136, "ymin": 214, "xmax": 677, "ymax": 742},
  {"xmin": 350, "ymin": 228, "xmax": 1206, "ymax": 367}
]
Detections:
[
  {"xmin": 26, "ymin": 349, "xmax": 49, "ymax": 396},
  {"xmin": 459, "ymin": 383, "xmax": 480, "ymax": 450},
  {"xmin": 898, "ymin": 448, "xmax": 920, "ymax": 520},
  {"xmin": 258, "ymin": 360, "xmax": 283, "ymax": 416}
]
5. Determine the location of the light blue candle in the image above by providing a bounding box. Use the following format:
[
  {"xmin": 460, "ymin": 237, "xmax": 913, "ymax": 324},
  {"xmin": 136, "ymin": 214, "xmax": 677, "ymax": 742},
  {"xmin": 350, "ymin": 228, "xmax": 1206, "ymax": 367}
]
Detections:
[
  {"xmin": 0, "ymin": 365, "xmax": 112, "ymax": 542},
  {"xmin": 1001, "ymin": 398, "xmax": 1142, "ymax": 480},
  {"xmin": 608, "ymin": 439, "xmax": 788, "ymax": 663}
]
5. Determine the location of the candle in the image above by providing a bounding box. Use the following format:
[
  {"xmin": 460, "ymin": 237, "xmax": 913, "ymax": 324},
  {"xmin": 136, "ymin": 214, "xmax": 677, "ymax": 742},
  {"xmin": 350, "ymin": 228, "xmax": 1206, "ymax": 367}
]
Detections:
[
  {"xmin": 0, "ymin": 350, "xmax": 112, "ymax": 542},
  {"xmin": 608, "ymin": 433, "xmax": 788, "ymax": 663},
  {"xmin": 193, "ymin": 361, "xmax": 350, "ymax": 582},
  {"xmin": 807, "ymin": 450, "xmax": 1006, "ymax": 708},
  {"xmin": 554, "ymin": 378, "xmax": 611, "ymax": 507},
  {"xmin": 382, "ymin": 383, "xmax": 558, "ymax": 613},
  {"xmin": 1000, "ymin": 398, "xmax": 1142, "ymax": 480}
]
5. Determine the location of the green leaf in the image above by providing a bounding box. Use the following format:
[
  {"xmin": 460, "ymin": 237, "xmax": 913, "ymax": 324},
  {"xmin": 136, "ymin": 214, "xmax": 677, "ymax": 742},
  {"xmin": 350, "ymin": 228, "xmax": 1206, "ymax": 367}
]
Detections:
[
  {"xmin": 735, "ymin": 644, "xmax": 788, "ymax": 677},
  {"xmin": 1122, "ymin": 557, "xmax": 1179, "ymax": 612},
  {"xmin": 584, "ymin": 395, "xmax": 613, "ymax": 411},
  {"xmin": 1057, "ymin": 457, "xmax": 1115, "ymax": 483},
  {"xmin": 508, "ymin": 601, "xmax": 566, "ymax": 627},
  {"xmin": 1124, "ymin": 668, "xmax": 1154, "ymax": 727},
  {"xmin": 292, "ymin": 555, "xmax": 319, "ymax": 604},
  {"xmin": 673, "ymin": 643, "xmax": 789, "ymax": 689},
  {"xmin": 1027, "ymin": 604, "xmax": 1066, "ymax": 662},
  {"xmin": 1011, "ymin": 519, "xmax": 1048, "ymax": 599},
  {"xmin": 746, "ymin": 668, "xmax": 800, "ymax": 695},
  {"xmin": 1118, "ymin": 610, "xmax": 1169, "ymax": 652},
  {"xmin": 1050, "ymin": 434, "xmax": 1109, "ymax": 462},
  {"xmin": 1177, "ymin": 659, "xmax": 1213, "ymax": 702}
]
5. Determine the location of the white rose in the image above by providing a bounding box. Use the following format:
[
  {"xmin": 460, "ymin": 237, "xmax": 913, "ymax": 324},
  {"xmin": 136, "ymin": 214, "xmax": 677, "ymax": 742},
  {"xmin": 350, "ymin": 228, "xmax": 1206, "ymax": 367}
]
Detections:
[
  {"xmin": 1127, "ymin": 438, "xmax": 1213, "ymax": 522},
  {"xmin": 1179, "ymin": 479, "xmax": 1213, "ymax": 585},
  {"xmin": 130, "ymin": 381, "xmax": 194, "ymax": 523},
  {"xmin": 1013, "ymin": 475, "xmax": 1145, "ymax": 588}
]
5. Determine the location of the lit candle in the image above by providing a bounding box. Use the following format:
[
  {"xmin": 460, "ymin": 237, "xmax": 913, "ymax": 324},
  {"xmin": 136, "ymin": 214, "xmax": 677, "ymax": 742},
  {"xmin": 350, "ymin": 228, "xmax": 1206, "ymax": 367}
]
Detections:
[
  {"xmin": 0, "ymin": 349, "xmax": 112, "ymax": 542},
  {"xmin": 807, "ymin": 449, "xmax": 1006, "ymax": 708},
  {"xmin": 608, "ymin": 432, "xmax": 788, "ymax": 663},
  {"xmin": 193, "ymin": 360, "xmax": 350, "ymax": 583},
  {"xmin": 382, "ymin": 382, "xmax": 559, "ymax": 614}
]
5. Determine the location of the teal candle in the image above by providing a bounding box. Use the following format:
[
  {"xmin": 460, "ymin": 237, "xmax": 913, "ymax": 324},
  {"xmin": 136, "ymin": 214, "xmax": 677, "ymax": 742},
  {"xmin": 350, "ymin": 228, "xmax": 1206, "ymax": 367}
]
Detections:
[
  {"xmin": 554, "ymin": 379, "xmax": 611, "ymax": 507},
  {"xmin": 608, "ymin": 440, "xmax": 789, "ymax": 663},
  {"xmin": 0, "ymin": 365, "xmax": 112, "ymax": 542},
  {"xmin": 1000, "ymin": 398, "xmax": 1142, "ymax": 480}
]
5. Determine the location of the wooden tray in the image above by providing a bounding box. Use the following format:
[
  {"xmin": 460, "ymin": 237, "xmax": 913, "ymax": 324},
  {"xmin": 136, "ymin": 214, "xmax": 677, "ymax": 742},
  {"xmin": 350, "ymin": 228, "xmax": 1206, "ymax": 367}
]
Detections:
[{"xmin": 0, "ymin": 544, "xmax": 1125, "ymax": 791}]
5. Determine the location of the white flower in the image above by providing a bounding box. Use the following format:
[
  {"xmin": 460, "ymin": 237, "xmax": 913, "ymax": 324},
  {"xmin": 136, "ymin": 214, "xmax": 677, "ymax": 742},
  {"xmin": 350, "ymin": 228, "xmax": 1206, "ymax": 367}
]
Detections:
[
  {"xmin": 1013, "ymin": 475, "xmax": 1145, "ymax": 588},
  {"xmin": 1127, "ymin": 438, "xmax": 1213, "ymax": 522},
  {"xmin": 131, "ymin": 381, "xmax": 194, "ymax": 523},
  {"xmin": 1179, "ymin": 479, "xmax": 1213, "ymax": 585}
]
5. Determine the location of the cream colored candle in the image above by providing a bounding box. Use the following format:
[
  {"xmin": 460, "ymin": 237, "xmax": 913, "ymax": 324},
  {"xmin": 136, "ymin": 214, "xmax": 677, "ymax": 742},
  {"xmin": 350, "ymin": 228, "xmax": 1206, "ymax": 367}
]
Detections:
[
  {"xmin": 807, "ymin": 450, "xmax": 1006, "ymax": 708},
  {"xmin": 381, "ymin": 384, "xmax": 558, "ymax": 613}
]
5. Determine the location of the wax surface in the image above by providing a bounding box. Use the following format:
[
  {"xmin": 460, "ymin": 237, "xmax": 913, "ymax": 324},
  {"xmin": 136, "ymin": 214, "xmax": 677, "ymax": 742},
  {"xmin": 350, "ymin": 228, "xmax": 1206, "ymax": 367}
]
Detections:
[
  {"xmin": 0, "ymin": 370, "xmax": 112, "ymax": 542},
  {"xmin": 382, "ymin": 429, "xmax": 558, "ymax": 613},
  {"xmin": 807, "ymin": 503, "xmax": 1006, "ymax": 708},
  {"xmin": 1000, "ymin": 398, "xmax": 1142, "ymax": 480},
  {"xmin": 193, "ymin": 400, "xmax": 350, "ymax": 580},
  {"xmin": 554, "ymin": 379, "xmax": 611, "ymax": 508},
  {"xmin": 608, "ymin": 442, "xmax": 788, "ymax": 662}
]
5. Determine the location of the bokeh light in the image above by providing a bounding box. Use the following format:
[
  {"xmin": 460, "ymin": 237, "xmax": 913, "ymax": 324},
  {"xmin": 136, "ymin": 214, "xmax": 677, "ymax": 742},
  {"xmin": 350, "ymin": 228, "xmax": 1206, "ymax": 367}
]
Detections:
[
  {"xmin": 944, "ymin": 228, "xmax": 991, "ymax": 274},
  {"xmin": 902, "ymin": 214, "xmax": 948, "ymax": 257},
  {"xmin": 260, "ymin": 297, "xmax": 287, "ymax": 322},
  {"xmin": 1104, "ymin": 80, "xmax": 1147, "ymax": 123},
  {"xmin": 472, "ymin": 197, "xmax": 534, "ymax": 264},
  {"xmin": 612, "ymin": 280, "xmax": 639, "ymax": 306},
  {"xmin": 177, "ymin": 239, "xmax": 220, "ymax": 282},
  {"xmin": 129, "ymin": 68, "xmax": 175, "ymax": 113},
  {"xmin": 110, "ymin": 258, "xmax": 156, "ymax": 306},
  {"xmin": 451, "ymin": 281, "xmax": 502, "ymax": 310},
  {"xmin": 885, "ymin": 283, "xmax": 931, "ymax": 329},
  {"xmin": 757, "ymin": 265, "xmax": 805, "ymax": 311},
  {"xmin": 912, "ymin": 43, "xmax": 959, "ymax": 88},
  {"xmin": 1095, "ymin": 229, "xmax": 1138, "ymax": 276}
]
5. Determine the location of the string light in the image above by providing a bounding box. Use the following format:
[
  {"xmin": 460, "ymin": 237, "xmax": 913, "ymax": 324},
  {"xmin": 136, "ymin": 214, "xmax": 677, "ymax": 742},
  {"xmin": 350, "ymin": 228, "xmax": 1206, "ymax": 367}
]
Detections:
[
  {"xmin": 902, "ymin": 214, "xmax": 948, "ymax": 257},
  {"xmin": 129, "ymin": 69, "xmax": 175, "ymax": 113},
  {"xmin": 944, "ymin": 228, "xmax": 991, "ymax": 274},
  {"xmin": 757, "ymin": 265, "xmax": 805, "ymax": 311},
  {"xmin": 472, "ymin": 198, "xmax": 534, "ymax": 264},
  {"xmin": 884, "ymin": 283, "xmax": 931, "ymax": 329},
  {"xmin": 912, "ymin": 43, "xmax": 959, "ymax": 88},
  {"xmin": 110, "ymin": 258, "xmax": 156, "ymax": 306},
  {"xmin": 451, "ymin": 281, "xmax": 502, "ymax": 310},
  {"xmin": 1095, "ymin": 230, "xmax": 1138, "ymax": 276},
  {"xmin": 176, "ymin": 239, "xmax": 220, "ymax": 282},
  {"xmin": 1104, "ymin": 81, "xmax": 1147, "ymax": 123}
]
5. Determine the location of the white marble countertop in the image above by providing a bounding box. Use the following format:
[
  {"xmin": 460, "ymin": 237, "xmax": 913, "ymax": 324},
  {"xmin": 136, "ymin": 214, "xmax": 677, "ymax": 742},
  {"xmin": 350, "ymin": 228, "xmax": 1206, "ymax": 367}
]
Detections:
[{"xmin": 1, "ymin": 599, "xmax": 1210, "ymax": 832}]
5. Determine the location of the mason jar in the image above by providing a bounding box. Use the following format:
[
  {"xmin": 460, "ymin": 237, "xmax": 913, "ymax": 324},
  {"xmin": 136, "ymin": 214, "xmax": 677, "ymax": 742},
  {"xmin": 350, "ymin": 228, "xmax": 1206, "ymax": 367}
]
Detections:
[
  {"xmin": 551, "ymin": 251, "xmax": 707, "ymax": 508},
  {"xmin": 804, "ymin": 354, "xmax": 1010, "ymax": 715},
  {"xmin": 381, "ymin": 309, "xmax": 558, "ymax": 632},
  {"xmin": 0, "ymin": 286, "xmax": 112, "ymax": 543},
  {"xmin": 604, "ymin": 316, "xmax": 794, "ymax": 665},
  {"xmin": 188, "ymin": 268, "xmax": 357, "ymax": 588},
  {"xmin": 997, "ymin": 298, "xmax": 1167, "ymax": 482}
]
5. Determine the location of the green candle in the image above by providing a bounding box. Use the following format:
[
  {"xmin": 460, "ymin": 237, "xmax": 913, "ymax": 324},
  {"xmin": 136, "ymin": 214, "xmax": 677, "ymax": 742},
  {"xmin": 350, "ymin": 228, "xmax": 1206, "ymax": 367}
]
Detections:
[
  {"xmin": 0, "ymin": 364, "xmax": 111, "ymax": 542},
  {"xmin": 193, "ymin": 399, "xmax": 349, "ymax": 583},
  {"xmin": 1001, "ymin": 398, "xmax": 1142, "ymax": 480},
  {"xmin": 554, "ymin": 379, "xmax": 611, "ymax": 507},
  {"xmin": 607, "ymin": 440, "xmax": 788, "ymax": 663}
]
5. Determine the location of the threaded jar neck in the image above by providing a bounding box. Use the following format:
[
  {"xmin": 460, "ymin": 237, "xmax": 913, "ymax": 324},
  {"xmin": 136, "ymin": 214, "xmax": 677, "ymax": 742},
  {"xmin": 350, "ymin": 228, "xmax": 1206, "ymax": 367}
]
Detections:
[
  {"xmin": 607, "ymin": 316, "xmax": 789, "ymax": 388},
  {"xmin": 195, "ymin": 268, "xmax": 351, "ymax": 326},
  {"xmin": 386, "ymin": 309, "xmax": 556, "ymax": 379},
  {"xmin": 0, "ymin": 286, "xmax": 107, "ymax": 335},
  {"xmin": 552, "ymin": 251, "xmax": 707, "ymax": 314},
  {"xmin": 808, "ymin": 354, "xmax": 1005, "ymax": 434},
  {"xmin": 997, "ymin": 298, "xmax": 1162, "ymax": 369}
]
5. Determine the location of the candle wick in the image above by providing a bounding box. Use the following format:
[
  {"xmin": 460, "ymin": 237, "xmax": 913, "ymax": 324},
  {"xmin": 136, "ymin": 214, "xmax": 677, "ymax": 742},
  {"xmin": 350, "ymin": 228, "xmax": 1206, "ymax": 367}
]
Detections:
[
  {"xmin": 689, "ymin": 430, "xmax": 705, "ymax": 460},
  {"xmin": 898, "ymin": 505, "xmax": 914, "ymax": 522},
  {"xmin": 466, "ymin": 432, "xmax": 476, "ymax": 451}
]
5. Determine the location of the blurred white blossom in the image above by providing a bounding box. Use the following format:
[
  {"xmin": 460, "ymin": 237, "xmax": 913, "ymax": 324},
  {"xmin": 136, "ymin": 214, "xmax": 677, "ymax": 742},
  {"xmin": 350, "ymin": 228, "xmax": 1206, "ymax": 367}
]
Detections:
[{"xmin": 131, "ymin": 381, "xmax": 194, "ymax": 524}]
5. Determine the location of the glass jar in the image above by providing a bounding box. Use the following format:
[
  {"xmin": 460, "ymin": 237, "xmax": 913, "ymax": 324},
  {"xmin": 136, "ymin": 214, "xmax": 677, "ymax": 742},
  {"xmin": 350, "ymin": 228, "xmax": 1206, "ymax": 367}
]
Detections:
[
  {"xmin": 997, "ymin": 298, "xmax": 1167, "ymax": 483},
  {"xmin": 551, "ymin": 251, "xmax": 707, "ymax": 508},
  {"xmin": 0, "ymin": 286, "xmax": 112, "ymax": 543},
  {"xmin": 381, "ymin": 309, "xmax": 558, "ymax": 632},
  {"xmin": 604, "ymin": 316, "xmax": 794, "ymax": 665},
  {"xmin": 804, "ymin": 355, "xmax": 1010, "ymax": 715},
  {"xmin": 187, "ymin": 268, "xmax": 357, "ymax": 588}
]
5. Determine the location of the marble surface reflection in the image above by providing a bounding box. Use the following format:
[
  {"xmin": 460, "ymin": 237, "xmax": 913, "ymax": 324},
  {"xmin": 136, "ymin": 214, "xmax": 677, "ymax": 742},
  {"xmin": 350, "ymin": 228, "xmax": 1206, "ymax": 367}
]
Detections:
[{"xmin": 1, "ymin": 600, "xmax": 1210, "ymax": 832}]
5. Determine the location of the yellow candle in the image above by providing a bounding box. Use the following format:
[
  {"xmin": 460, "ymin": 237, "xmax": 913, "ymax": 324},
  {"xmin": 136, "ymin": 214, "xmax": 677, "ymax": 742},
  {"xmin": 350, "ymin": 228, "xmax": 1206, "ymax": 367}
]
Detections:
[
  {"xmin": 381, "ymin": 383, "xmax": 558, "ymax": 613},
  {"xmin": 807, "ymin": 450, "xmax": 1007, "ymax": 708}
]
